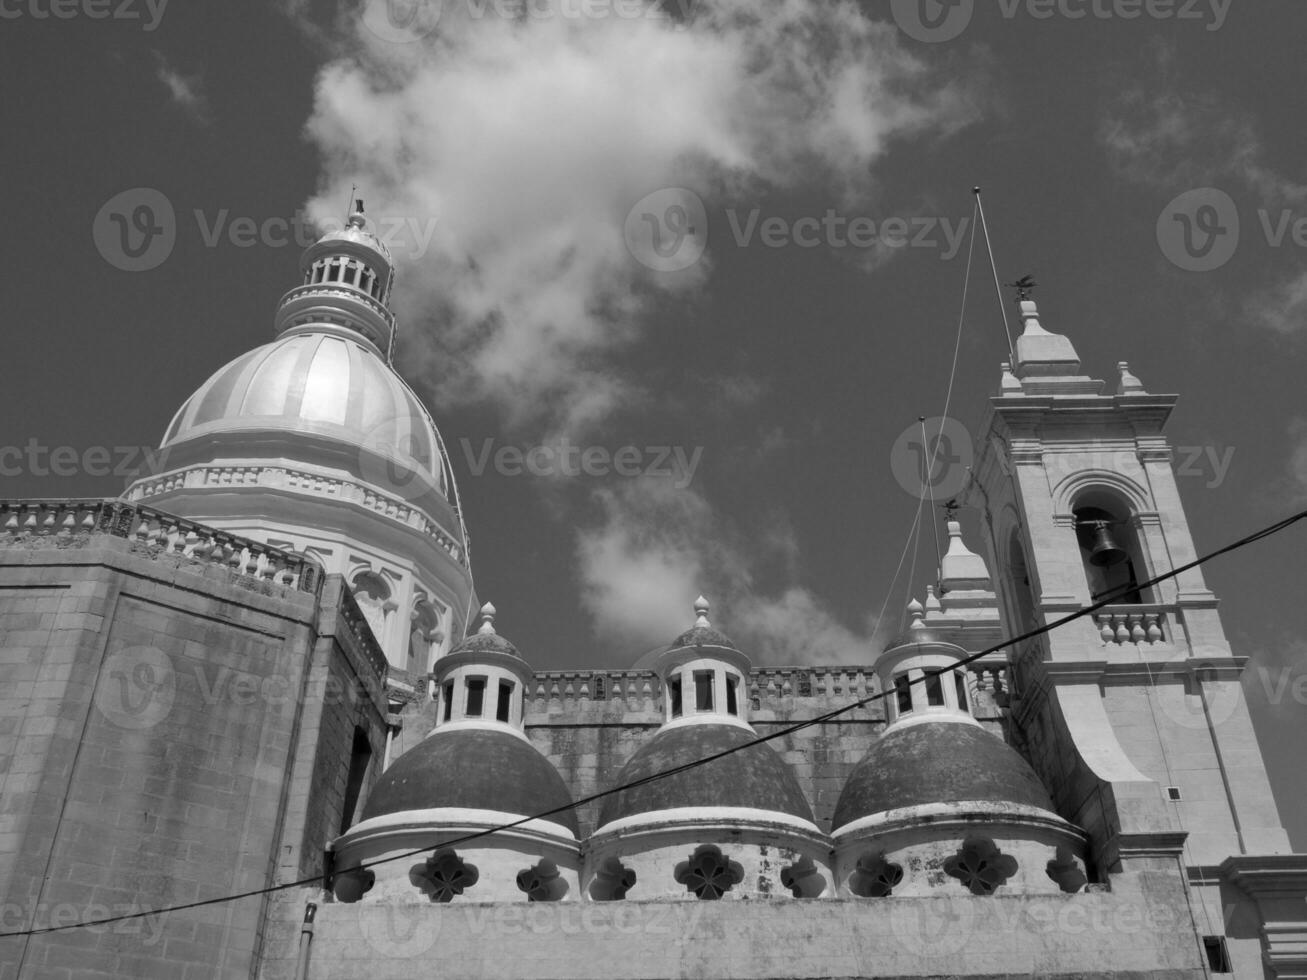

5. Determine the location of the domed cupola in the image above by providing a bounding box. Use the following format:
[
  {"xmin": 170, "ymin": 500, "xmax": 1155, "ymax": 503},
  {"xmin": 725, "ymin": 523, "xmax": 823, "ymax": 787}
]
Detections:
[
  {"xmin": 123, "ymin": 202, "xmax": 474, "ymax": 675},
  {"xmin": 830, "ymin": 593, "xmax": 1090, "ymax": 899},
  {"xmin": 330, "ymin": 603, "xmax": 582, "ymax": 905},
  {"xmin": 274, "ymin": 204, "xmax": 396, "ymax": 356},
  {"xmin": 584, "ymin": 598, "xmax": 832, "ymax": 902}
]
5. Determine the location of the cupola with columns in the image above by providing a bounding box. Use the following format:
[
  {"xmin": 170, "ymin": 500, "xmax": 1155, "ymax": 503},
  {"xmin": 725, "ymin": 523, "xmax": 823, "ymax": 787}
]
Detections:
[
  {"xmin": 123, "ymin": 202, "xmax": 475, "ymax": 677},
  {"xmin": 831, "ymin": 584, "xmax": 1090, "ymax": 899},
  {"xmin": 585, "ymin": 598, "xmax": 832, "ymax": 901},
  {"xmin": 330, "ymin": 602, "xmax": 581, "ymax": 905},
  {"xmin": 653, "ymin": 596, "xmax": 752, "ymax": 730}
]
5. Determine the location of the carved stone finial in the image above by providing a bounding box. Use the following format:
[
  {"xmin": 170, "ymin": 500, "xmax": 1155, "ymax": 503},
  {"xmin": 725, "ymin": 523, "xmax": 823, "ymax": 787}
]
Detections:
[
  {"xmin": 907, "ymin": 598, "xmax": 925, "ymax": 630},
  {"xmin": 477, "ymin": 601, "xmax": 497, "ymax": 635},
  {"xmin": 1117, "ymin": 361, "xmax": 1146, "ymax": 395},
  {"xmin": 694, "ymin": 595, "xmax": 711, "ymax": 628}
]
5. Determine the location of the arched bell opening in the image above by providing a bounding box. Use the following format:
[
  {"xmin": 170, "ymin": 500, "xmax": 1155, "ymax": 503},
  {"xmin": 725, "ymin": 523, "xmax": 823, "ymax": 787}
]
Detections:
[{"xmin": 1071, "ymin": 493, "xmax": 1151, "ymax": 605}]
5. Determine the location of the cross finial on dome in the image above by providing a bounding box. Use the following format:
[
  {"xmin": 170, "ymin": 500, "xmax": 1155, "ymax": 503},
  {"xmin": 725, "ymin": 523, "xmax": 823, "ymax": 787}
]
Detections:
[
  {"xmin": 694, "ymin": 595, "xmax": 711, "ymax": 627},
  {"xmin": 477, "ymin": 601, "xmax": 497, "ymax": 635}
]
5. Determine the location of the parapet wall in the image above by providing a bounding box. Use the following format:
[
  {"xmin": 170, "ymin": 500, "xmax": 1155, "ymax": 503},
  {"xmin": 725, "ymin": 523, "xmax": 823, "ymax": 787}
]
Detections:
[
  {"xmin": 255, "ymin": 869, "xmax": 1204, "ymax": 980},
  {"xmin": 517, "ymin": 662, "xmax": 1012, "ymax": 836}
]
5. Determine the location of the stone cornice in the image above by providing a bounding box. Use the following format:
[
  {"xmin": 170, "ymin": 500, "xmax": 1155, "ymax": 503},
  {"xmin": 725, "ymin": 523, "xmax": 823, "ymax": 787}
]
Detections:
[{"xmin": 1220, "ymin": 854, "xmax": 1307, "ymax": 897}]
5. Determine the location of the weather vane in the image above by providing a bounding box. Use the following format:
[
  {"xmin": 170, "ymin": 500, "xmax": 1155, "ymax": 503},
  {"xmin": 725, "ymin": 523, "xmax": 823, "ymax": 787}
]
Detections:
[{"xmin": 1005, "ymin": 274, "xmax": 1037, "ymax": 301}]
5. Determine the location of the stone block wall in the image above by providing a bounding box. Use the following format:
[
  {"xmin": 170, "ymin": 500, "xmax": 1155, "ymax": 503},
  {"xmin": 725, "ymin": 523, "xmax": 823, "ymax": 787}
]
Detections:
[
  {"xmin": 256, "ymin": 866, "xmax": 1206, "ymax": 979},
  {"xmin": 0, "ymin": 522, "xmax": 387, "ymax": 980},
  {"xmin": 521, "ymin": 669, "xmax": 1011, "ymax": 837}
]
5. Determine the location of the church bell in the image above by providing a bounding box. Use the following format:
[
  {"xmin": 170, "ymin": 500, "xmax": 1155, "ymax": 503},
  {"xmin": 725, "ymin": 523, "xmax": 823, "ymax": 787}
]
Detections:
[{"xmin": 1083, "ymin": 520, "xmax": 1128, "ymax": 567}]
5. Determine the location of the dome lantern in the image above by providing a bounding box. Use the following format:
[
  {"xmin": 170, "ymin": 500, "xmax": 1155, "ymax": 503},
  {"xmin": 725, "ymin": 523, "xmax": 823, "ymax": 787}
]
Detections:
[
  {"xmin": 431, "ymin": 602, "xmax": 535, "ymax": 736},
  {"xmin": 123, "ymin": 196, "xmax": 475, "ymax": 673},
  {"xmin": 828, "ymin": 601, "xmax": 1090, "ymax": 900},
  {"xmin": 583, "ymin": 595, "xmax": 832, "ymax": 902},
  {"xmin": 274, "ymin": 202, "xmax": 398, "ymax": 358},
  {"xmin": 652, "ymin": 596, "xmax": 753, "ymax": 730},
  {"xmin": 329, "ymin": 603, "xmax": 581, "ymax": 905}
]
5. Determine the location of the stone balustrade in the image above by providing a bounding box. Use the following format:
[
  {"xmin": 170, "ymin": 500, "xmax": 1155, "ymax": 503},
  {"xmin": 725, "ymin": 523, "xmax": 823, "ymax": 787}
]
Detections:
[
  {"xmin": 128, "ymin": 464, "xmax": 467, "ymax": 566},
  {"xmin": 0, "ymin": 498, "xmax": 323, "ymax": 595},
  {"xmin": 526, "ymin": 660, "xmax": 1010, "ymax": 715},
  {"xmin": 1092, "ymin": 604, "xmax": 1168, "ymax": 645},
  {"xmin": 278, "ymin": 282, "xmax": 396, "ymax": 329}
]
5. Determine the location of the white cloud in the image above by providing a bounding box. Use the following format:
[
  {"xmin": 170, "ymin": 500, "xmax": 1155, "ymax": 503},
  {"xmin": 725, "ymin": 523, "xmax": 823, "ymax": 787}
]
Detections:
[
  {"xmin": 1246, "ymin": 270, "xmax": 1307, "ymax": 336},
  {"xmin": 575, "ymin": 475, "xmax": 874, "ymax": 665},
  {"xmin": 1100, "ymin": 41, "xmax": 1306, "ymax": 204},
  {"xmin": 293, "ymin": 0, "xmax": 979, "ymax": 435},
  {"xmin": 154, "ymin": 52, "xmax": 209, "ymax": 124}
]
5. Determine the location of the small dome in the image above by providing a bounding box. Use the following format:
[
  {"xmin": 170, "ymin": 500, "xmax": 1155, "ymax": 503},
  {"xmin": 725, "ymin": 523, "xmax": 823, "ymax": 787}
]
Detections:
[
  {"xmin": 317, "ymin": 210, "xmax": 393, "ymax": 266},
  {"xmin": 448, "ymin": 602, "xmax": 521, "ymax": 659},
  {"xmin": 668, "ymin": 596, "xmax": 740, "ymax": 651},
  {"xmin": 669, "ymin": 624, "xmax": 739, "ymax": 649},
  {"xmin": 160, "ymin": 332, "xmax": 448, "ymax": 498},
  {"xmin": 597, "ymin": 723, "xmax": 813, "ymax": 828},
  {"xmin": 832, "ymin": 722, "xmax": 1054, "ymax": 831},
  {"xmin": 362, "ymin": 727, "xmax": 579, "ymax": 836}
]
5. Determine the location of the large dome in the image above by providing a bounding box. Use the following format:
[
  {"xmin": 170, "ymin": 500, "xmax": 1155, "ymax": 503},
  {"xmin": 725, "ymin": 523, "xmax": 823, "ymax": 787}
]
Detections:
[
  {"xmin": 362, "ymin": 728, "xmax": 579, "ymax": 836},
  {"xmin": 597, "ymin": 723, "xmax": 813, "ymax": 828},
  {"xmin": 832, "ymin": 722, "xmax": 1054, "ymax": 831},
  {"xmin": 159, "ymin": 332, "xmax": 448, "ymax": 497}
]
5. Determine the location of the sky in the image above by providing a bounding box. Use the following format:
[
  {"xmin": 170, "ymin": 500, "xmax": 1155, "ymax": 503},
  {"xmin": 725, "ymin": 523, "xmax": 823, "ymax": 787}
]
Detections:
[{"xmin": 1, "ymin": 0, "xmax": 1305, "ymax": 843}]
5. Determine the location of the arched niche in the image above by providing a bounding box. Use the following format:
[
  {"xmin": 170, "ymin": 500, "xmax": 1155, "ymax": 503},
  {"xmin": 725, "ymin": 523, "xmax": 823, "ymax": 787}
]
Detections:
[
  {"xmin": 409, "ymin": 598, "xmax": 444, "ymax": 674},
  {"xmin": 351, "ymin": 569, "xmax": 394, "ymax": 648},
  {"xmin": 1069, "ymin": 488, "xmax": 1153, "ymax": 605}
]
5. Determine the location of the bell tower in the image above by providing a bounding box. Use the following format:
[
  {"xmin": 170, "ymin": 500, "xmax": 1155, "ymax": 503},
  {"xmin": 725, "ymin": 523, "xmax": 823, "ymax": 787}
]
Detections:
[{"xmin": 966, "ymin": 291, "xmax": 1307, "ymax": 977}]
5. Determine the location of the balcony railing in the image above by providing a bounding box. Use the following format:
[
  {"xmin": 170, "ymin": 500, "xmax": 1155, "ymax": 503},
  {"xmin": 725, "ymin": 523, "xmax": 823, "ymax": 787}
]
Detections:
[
  {"xmin": 0, "ymin": 498, "xmax": 322, "ymax": 595},
  {"xmin": 1092, "ymin": 604, "xmax": 1168, "ymax": 645}
]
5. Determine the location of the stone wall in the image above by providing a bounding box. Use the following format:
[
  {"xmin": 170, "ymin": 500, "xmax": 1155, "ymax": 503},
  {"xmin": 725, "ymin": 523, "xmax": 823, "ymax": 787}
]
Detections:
[
  {"xmin": 0, "ymin": 509, "xmax": 387, "ymax": 980},
  {"xmin": 522, "ymin": 667, "xmax": 1011, "ymax": 837},
  {"xmin": 257, "ymin": 868, "xmax": 1206, "ymax": 979}
]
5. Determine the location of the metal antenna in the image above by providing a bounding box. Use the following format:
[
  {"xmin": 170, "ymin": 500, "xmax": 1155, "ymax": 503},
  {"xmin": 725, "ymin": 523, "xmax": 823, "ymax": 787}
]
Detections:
[{"xmin": 973, "ymin": 187, "xmax": 1016, "ymax": 362}]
